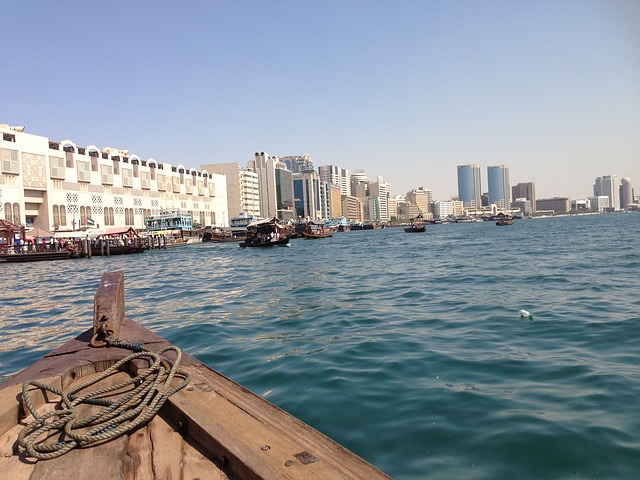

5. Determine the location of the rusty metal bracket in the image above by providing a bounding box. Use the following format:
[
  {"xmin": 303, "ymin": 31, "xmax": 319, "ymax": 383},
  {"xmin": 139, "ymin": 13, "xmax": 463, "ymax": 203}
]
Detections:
[{"xmin": 91, "ymin": 271, "xmax": 125, "ymax": 347}]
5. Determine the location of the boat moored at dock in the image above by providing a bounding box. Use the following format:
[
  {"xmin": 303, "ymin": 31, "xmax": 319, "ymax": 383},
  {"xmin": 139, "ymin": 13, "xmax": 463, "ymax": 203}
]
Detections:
[{"xmin": 145, "ymin": 209, "xmax": 205, "ymax": 244}]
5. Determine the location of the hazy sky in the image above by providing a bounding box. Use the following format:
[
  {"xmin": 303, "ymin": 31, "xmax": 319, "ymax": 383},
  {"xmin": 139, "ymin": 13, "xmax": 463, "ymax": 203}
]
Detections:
[{"xmin": 2, "ymin": 1, "xmax": 639, "ymax": 200}]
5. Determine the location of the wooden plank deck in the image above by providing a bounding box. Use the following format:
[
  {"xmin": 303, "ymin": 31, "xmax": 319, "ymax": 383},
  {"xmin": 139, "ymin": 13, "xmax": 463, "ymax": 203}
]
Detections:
[{"xmin": 0, "ymin": 272, "xmax": 391, "ymax": 479}]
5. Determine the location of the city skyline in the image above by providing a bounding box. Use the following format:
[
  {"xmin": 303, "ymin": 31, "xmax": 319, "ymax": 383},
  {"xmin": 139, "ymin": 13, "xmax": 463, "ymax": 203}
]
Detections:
[{"xmin": 2, "ymin": 1, "xmax": 638, "ymax": 200}]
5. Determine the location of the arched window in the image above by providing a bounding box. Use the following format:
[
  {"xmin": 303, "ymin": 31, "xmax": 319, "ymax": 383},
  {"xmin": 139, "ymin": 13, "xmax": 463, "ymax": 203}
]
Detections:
[
  {"xmin": 53, "ymin": 205, "xmax": 60, "ymax": 226},
  {"xmin": 105, "ymin": 207, "xmax": 115, "ymax": 226},
  {"xmin": 12, "ymin": 203, "xmax": 20, "ymax": 224},
  {"xmin": 4, "ymin": 203, "xmax": 12, "ymax": 223},
  {"xmin": 60, "ymin": 206, "xmax": 67, "ymax": 226}
]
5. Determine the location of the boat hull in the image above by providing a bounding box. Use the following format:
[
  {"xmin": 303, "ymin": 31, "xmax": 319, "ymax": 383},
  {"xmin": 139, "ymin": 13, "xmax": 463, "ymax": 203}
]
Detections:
[
  {"xmin": 0, "ymin": 271, "xmax": 390, "ymax": 479},
  {"xmin": 0, "ymin": 250, "xmax": 71, "ymax": 262},
  {"xmin": 239, "ymin": 237, "xmax": 290, "ymax": 247}
]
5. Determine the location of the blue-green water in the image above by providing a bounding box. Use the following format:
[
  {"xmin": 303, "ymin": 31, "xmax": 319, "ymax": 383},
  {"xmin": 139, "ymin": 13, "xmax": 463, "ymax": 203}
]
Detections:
[{"xmin": 1, "ymin": 214, "xmax": 639, "ymax": 479}]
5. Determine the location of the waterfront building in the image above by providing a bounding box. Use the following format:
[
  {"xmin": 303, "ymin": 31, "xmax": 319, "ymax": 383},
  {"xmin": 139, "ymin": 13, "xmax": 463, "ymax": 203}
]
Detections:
[
  {"xmin": 274, "ymin": 167, "xmax": 295, "ymax": 220},
  {"xmin": 457, "ymin": 164, "xmax": 482, "ymax": 209},
  {"xmin": 620, "ymin": 177, "xmax": 634, "ymax": 209},
  {"xmin": 319, "ymin": 164, "xmax": 351, "ymax": 196},
  {"xmin": 350, "ymin": 170, "xmax": 368, "ymax": 196},
  {"xmin": 536, "ymin": 197, "xmax": 571, "ymax": 214},
  {"xmin": 571, "ymin": 199, "xmax": 591, "ymax": 211},
  {"xmin": 405, "ymin": 187, "xmax": 432, "ymax": 216},
  {"xmin": 280, "ymin": 154, "xmax": 314, "ymax": 174},
  {"xmin": 511, "ymin": 182, "xmax": 536, "ymax": 212},
  {"xmin": 369, "ymin": 176, "xmax": 390, "ymax": 222},
  {"xmin": 388, "ymin": 195, "xmax": 403, "ymax": 221},
  {"xmin": 593, "ymin": 175, "xmax": 620, "ymax": 211},
  {"xmin": 487, "ymin": 165, "xmax": 510, "ymax": 210},
  {"xmin": 292, "ymin": 169, "xmax": 331, "ymax": 220},
  {"xmin": 0, "ymin": 124, "xmax": 227, "ymax": 232},
  {"xmin": 201, "ymin": 162, "xmax": 260, "ymax": 218},
  {"xmin": 329, "ymin": 184, "xmax": 342, "ymax": 218},
  {"xmin": 341, "ymin": 195, "xmax": 364, "ymax": 222},
  {"xmin": 512, "ymin": 198, "xmax": 533, "ymax": 214},
  {"xmin": 588, "ymin": 196, "xmax": 610, "ymax": 212},
  {"xmin": 247, "ymin": 152, "xmax": 295, "ymax": 219},
  {"xmin": 434, "ymin": 199, "xmax": 464, "ymax": 218}
]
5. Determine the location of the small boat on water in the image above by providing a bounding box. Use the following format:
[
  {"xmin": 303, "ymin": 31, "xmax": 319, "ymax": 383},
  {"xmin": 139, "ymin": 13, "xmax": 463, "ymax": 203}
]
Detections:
[
  {"xmin": 302, "ymin": 222, "xmax": 334, "ymax": 240},
  {"xmin": 86, "ymin": 226, "xmax": 146, "ymax": 256},
  {"xmin": 204, "ymin": 227, "xmax": 247, "ymax": 243},
  {"xmin": 325, "ymin": 217, "xmax": 351, "ymax": 232},
  {"xmin": 495, "ymin": 213, "xmax": 514, "ymax": 226},
  {"xmin": 240, "ymin": 216, "xmax": 291, "ymax": 248},
  {"xmin": 404, "ymin": 213, "xmax": 426, "ymax": 233},
  {"xmin": 0, "ymin": 272, "xmax": 390, "ymax": 479}
]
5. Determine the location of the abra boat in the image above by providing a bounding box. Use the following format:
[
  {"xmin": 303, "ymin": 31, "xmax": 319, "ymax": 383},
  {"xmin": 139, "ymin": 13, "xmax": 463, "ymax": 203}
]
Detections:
[
  {"xmin": 404, "ymin": 214, "xmax": 426, "ymax": 233},
  {"xmin": 85, "ymin": 226, "xmax": 146, "ymax": 256},
  {"xmin": 204, "ymin": 227, "xmax": 246, "ymax": 243},
  {"xmin": 302, "ymin": 221, "xmax": 334, "ymax": 239},
  {"xmin": 0, "ymin": 272, "xmax": 390, "ymax": 479},
  {"xmin": 240, "ymin": 216, "xmax": 291, "ymax": 247}
]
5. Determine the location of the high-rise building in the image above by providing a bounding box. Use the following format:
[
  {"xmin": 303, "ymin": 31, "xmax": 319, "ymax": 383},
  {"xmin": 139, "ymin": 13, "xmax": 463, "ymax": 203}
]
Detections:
[
  {"xmin": 248, "ymin": 152, "xmax": 289, "ymax": 218},
  {"xmin": 457, "ymin": 164, "xmax": 481, "ymax": 208},
  {"xmin": 593, "ymin": 175, "xmax": 621, "ymax": 211},
  {"xmin": 620, "ymin": 177, "xmax": 634, "ymax": 209},
  {"xmin": 350, "ymin": 170, "xmax": 367, "ymax": 197},
  {"xmin": 292, "ymin": 169, "xmax": 331, "ymax": 220},
  {"xmin": 280, "ymin": 154, "xmax": 314, "ymax": 173},
  {"xmin": 201, "ymin": 162, "xmax": 260, "ymax": 218},
  {"xmin": 274, "ymin": 167, "xmax": 295, "ymax": 220},
  {"xmin": 369, "ymin": 176, "xmax": 390, "ymax": 222},
  {"xmin": 511, "ymin": 182, "xmax": 536, "ymax": 212},
  {"xmin": 487, "ymin": 165, "xmax": 510, "ymax": 210},
  {"xmin": 405, "ymin": 187, "xmax": 432, "ymax": 215},
  {"xmin": 318, "ymin": 164, "xmax": 351, "ymax": 196}
]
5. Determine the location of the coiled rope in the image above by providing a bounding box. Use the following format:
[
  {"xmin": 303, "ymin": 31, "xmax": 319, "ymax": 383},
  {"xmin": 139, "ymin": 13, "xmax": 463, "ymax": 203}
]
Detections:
[{"xmin": 18, "ymin": 338, "xmax": 191, "ymax": 460}]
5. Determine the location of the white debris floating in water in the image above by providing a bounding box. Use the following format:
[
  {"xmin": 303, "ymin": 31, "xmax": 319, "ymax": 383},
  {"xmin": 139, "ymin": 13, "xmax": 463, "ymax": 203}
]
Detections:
[{"xmin": 519, "ymin": 309, "xmax": 534, "ymax": 320}]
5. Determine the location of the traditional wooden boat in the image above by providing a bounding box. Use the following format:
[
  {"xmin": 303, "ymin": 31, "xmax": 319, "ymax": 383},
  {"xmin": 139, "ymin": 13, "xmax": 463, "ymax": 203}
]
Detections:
[
  {"xmin": 496, "ymin": 220, "xmax": 514, "ymax": 226},
  {"xmin": 240, "ymin": 237, "xmax": 290, "ymax": 248},
  {"xmin": 0, "ymin": 250, "xmax": 71, "ymax": 263},
  {"xmin": 0, "ymin": 272, "xmax": 390, "ymax": 479},
  {"xmin": 302, "ymin": 231, "xmax": 333, "ymax": 239},
  {"xmin": 204, "ymin": 227, "xmax": 247, "ymax": 243},
  {"xmin": 240, "ymin": 216, "xmax": 290, "ymax": 248},
  {"xmin": 404, "ymin": 214, "xmax": 426, "ymax": 233},
  {"xmin": 301, "ymin": 223, "xmax": 333, "ymax": 240}
]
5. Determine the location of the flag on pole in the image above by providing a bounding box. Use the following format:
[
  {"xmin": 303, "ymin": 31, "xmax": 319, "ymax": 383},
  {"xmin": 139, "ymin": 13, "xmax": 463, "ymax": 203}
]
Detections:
[{"xmin": 87, "ymin": 217, "xmax": 95, "ymax": 225}]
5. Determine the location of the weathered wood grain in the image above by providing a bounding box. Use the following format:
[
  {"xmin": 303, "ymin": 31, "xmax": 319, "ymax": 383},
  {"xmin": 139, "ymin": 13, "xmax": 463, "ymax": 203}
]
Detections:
[{"xmin": 0, "ymin": 272, "xmax": 390, "ymax": 479}]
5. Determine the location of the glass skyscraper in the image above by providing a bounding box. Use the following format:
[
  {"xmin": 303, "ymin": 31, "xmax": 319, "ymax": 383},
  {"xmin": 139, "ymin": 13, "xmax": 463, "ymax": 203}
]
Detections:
[
  {"xmin": 457, "ymin": 164, "xmax": 481, "ymax": 208},
  {"xmin": 487, "ymin": 165, "xmax": 510, "ymax": 210}
]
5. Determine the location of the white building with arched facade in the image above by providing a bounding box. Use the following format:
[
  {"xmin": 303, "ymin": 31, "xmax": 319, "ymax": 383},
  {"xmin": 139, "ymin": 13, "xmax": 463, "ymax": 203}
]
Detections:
[{"xmin": 0, "ymin": 124, "xmax": 228, "ymax": 233}]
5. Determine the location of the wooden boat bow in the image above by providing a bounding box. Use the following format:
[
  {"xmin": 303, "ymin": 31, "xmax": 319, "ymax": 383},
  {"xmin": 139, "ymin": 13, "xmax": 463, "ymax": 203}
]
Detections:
[{"xmin": 0, "ymin": 272, "xmax": 391, "ymax": 479}]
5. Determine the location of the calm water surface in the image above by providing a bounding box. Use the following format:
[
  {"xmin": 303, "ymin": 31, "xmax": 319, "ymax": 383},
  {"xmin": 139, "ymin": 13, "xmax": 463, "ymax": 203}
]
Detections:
[{"xmin": 1, "ymin": 214, "xmax": 639, "ymax": 479}]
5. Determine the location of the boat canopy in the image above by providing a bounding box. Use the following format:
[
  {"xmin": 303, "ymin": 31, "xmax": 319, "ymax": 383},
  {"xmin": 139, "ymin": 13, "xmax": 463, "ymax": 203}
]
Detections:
[
  {"xmin": 247, "ymin": 216, "xmax": 284, "ymax": 228},
  {"xmin": 81, "ymin": 226, "xmax": 138, "ymax": 238}
]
